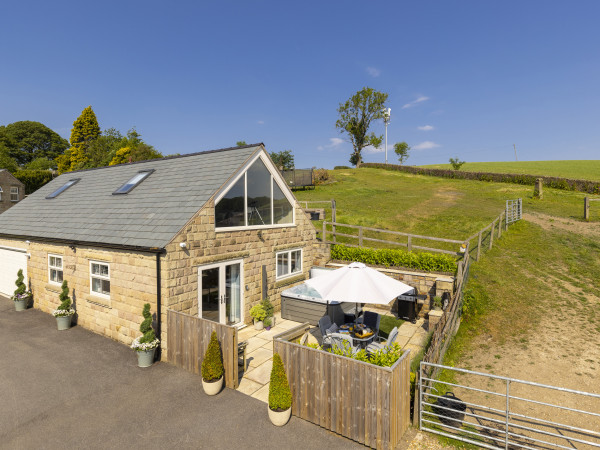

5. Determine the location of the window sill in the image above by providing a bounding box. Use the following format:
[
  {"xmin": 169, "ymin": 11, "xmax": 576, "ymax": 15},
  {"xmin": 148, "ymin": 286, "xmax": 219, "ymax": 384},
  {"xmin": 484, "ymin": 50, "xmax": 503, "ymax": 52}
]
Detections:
[
  {"xmin": 45, "ymin": 283, "xmax": 63, "ymax": 293},
  {"xmin": 85, "ymin": 294, "xmax": 112, "ymax": 309},
  {"xmin": 274, "ymin": 273, "xmax": 306, "ymax": 289}
]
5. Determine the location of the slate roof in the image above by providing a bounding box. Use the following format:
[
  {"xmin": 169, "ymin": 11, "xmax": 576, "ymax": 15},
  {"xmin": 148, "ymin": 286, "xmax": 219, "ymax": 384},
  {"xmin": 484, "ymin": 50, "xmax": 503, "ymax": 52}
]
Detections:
[{"xmin": 0, "ymin": 144, "xmax": 262, "ymax": 249}]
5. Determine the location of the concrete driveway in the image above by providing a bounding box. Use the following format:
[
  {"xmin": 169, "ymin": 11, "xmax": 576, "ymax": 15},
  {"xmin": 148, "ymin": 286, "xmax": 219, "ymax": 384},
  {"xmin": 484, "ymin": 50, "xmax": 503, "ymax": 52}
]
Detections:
[{"xmin": 0, "ymin": 297, "xmax": 361, "ymax": 449}]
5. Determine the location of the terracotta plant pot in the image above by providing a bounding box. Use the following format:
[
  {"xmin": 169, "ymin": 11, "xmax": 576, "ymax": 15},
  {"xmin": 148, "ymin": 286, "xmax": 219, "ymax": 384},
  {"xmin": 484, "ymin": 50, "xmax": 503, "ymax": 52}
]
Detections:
[
  {"xmin": 268, "ymin": 406, "xmax": 291, "ymax": 426},
  {"xmin": 202, "ymin": 376, "xmax": 223, "ymax": 396}
]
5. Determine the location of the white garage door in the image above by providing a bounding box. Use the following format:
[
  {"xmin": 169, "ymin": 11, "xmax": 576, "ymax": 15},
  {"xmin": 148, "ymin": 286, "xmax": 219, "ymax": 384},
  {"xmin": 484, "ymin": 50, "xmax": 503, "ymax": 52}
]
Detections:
[{"xmin": 0, "ymin": 246, "xmax": 28, "ymax": 298}]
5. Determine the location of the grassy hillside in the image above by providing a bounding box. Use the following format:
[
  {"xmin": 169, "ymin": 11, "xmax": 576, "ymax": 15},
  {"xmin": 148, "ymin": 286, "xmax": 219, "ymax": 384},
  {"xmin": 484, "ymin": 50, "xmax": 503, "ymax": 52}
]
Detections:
[{"xmin": 420, "ymin": 160, "xmax": 600, "ymax": 182}]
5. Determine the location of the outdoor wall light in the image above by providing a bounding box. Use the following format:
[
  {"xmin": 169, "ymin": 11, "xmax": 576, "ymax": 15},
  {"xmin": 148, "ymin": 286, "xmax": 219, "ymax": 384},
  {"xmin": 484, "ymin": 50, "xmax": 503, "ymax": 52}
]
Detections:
[
  {"xmin": 25, "ymin": 240, "xmax": 30, "ymax": 245},
  {"xmin": 179, "ymin": 242, "xmax": 187, "ymax": 249},
  {"xmin": 69, "ymin": 245, "xmax": 76, "ymax": 252}
]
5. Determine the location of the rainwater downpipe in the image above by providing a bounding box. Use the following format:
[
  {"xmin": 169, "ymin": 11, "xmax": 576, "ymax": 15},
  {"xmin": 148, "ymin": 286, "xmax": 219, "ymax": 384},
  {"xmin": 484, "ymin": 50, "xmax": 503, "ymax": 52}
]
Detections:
[{"xmin": 156, "ymin": 251, "xmax": 164, "ymax": 360}]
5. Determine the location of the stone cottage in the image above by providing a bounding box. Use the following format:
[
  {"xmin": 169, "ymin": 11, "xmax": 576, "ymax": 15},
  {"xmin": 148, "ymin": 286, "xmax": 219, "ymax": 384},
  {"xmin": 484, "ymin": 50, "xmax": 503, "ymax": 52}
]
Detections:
[
  {"xmin": 0, "ymin": 169, "xmax": 25, "ymax": 214},
  {"xmin": 0, "ymin": 144, "xmax": 326, "ymax": 359}
]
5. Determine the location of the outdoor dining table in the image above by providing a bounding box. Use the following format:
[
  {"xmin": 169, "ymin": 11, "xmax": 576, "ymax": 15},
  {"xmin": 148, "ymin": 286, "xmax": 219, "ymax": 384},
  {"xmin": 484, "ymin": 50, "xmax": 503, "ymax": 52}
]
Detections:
[{"xmin": 338, "ymin": 323, "xmax": 376, "ymax": 348}]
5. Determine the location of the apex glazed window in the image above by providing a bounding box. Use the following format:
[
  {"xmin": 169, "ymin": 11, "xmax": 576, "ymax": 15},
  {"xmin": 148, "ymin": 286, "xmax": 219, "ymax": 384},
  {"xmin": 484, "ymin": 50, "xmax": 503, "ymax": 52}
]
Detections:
[{"xmin": 215, "ymin": 157, "xmax": 294, "ymax": 229}]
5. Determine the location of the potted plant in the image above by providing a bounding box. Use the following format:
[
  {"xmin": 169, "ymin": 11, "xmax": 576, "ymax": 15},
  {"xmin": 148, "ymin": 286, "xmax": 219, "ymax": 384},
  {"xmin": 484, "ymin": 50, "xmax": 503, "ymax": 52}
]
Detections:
[
  {"xmin": 268, "ymin": 353, "xmax": 292, "ymax": 426},
  {"xmin": 131, "ymin": 303, "xmax": 160, "ymax": 367},
  {"xmin": 52, "ymin": 280, "xmax": 75, "ymax": 330},
  {"xmin": 261, "ymin": 297, "xmax": 275, "ymax": 327},
  {"xmin": 264, "ymin": 317, "xmax": 272, "ymax": 331},
  {"xmin": 249, "ymin": 304, "xmax": 267, "ymax": 330},
  {"xmin": 12, "ymin": 269, "xmax": 31, "ymax": 311},
  {"xmin": 432, "ymin": 296, "xmax": 443, "ymax": 311},
  {"xmin": 201, "ymin": 331, "xmax": 224, "ymax": 395}
]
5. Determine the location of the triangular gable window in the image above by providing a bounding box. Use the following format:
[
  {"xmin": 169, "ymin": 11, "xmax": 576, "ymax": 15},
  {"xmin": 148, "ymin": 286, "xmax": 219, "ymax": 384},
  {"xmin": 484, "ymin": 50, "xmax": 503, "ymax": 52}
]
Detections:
[{"xmin": 215, "ymin": 157, "xmax": 293, "ymax": 228}]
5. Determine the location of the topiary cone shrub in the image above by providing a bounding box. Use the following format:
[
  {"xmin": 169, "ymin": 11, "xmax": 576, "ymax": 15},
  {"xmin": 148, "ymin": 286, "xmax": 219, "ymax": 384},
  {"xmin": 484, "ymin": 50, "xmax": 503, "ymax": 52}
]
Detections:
[
  {"xmin": 269, "ymin": 353, "xmax": 292, "ymax": 412},
  {"xmin": 201, "ymin": 331, "xmax": 224, "ymax": 382},
  {"xmin": 14, "ymin": 269, "xmax": 26, "ymax": 296},
  {"xmin": 131, "ymin": 303, "xmax": 160, "ymax": 352},
  {"xmin": 52, "ymin": 280, "xmax": 75, "ymax": 317}
]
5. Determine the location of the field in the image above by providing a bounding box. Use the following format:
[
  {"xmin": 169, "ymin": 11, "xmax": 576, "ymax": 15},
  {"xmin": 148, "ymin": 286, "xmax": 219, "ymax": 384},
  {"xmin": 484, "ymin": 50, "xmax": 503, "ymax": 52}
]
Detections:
[
  {"xmin": 421, "ymin": 160, "xmax": 600, "ymax": 182},
  {"xmin": 295, "ymin": 167, "xmax": 600, "ymax": 447}
]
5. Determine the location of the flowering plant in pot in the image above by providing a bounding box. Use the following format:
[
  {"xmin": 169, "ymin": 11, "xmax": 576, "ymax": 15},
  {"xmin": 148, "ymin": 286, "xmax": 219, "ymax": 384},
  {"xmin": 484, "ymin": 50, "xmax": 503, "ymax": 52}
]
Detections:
[
  {"xmin": 249, "ymin": 304, "xmax": 267, "ymax": 330},
  {"xmin": 12, "ymin": 269, "xmax": 32, "ymax": 311},
  {"xmin": 131, "ymin": 303, "xmax": 160, "ymax": 367},
  {"xmin": 201, "ymin": 331, "xmax": 224, "ymax": 395},
  {"xmin": 52, "ymin": 280, "xmax": 75, "ymax": 330},
  {"xmin": 268, "ymin": 353, "xmax": 292, "ymax": 426}
]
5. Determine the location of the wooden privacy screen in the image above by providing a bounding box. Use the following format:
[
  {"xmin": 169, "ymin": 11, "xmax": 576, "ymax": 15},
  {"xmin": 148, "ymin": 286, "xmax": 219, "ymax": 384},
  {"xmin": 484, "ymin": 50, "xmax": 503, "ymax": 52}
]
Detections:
[
  {"xmin": 167, "ymin": 310, "xmax": 238, "ymax": 389},
  {"xmin": 274, "ymin": 330, "xmax": 411, "ymax": 450}
]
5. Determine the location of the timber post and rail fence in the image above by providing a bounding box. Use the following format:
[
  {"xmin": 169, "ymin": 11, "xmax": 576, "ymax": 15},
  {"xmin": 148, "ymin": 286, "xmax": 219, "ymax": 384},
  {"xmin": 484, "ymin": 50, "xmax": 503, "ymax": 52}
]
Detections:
[
  {"xmin": 166, "ymin": 309, "xmax": 239, "ymax": 389},
  {"xmin": 584, "ymin": 196, "xmax": 600, "ymax": 221},
  {"xmin": 273, "ymin": 324, "xmax": 411, "ymax": 450}
]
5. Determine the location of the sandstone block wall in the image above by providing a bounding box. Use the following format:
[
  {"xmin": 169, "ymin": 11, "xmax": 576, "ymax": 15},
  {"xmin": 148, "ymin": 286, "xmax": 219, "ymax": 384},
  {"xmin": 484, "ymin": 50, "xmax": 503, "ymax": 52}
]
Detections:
[{"xmin": 0, "ymin": 171, "xmax": 25, "ymax": 214}]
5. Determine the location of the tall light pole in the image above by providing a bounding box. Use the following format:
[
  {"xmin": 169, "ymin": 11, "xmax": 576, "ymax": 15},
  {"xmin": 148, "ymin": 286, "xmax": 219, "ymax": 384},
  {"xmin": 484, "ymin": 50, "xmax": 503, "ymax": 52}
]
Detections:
[{"xmin": 384, "ymin": 108, "xmax": 391, "ymax": 164}]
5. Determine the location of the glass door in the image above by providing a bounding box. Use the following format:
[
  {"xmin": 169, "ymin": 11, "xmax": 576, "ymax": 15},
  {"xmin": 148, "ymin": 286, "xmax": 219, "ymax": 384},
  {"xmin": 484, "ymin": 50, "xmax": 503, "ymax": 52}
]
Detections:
[{"xmin": 198, "ymin": 259, "xmax": 243, "ymax": 326}]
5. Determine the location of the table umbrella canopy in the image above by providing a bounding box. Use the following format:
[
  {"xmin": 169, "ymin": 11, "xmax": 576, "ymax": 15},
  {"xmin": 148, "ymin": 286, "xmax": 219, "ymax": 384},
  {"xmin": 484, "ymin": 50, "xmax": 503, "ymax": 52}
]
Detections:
[{"xmin": 304, "ymin": 262, "xmax": 414, "ymax": 305}]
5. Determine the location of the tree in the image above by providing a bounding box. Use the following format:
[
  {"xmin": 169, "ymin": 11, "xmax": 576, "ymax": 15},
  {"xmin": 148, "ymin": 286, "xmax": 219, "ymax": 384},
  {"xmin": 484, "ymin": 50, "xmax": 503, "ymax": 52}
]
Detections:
[
  {"xmin": 25, "ymin": 157, "xmax": 56, "ymax": 170},
  {"xmin": 449, "ymin": 157, "xmax": 466, "ymax": 170},
  {"xmin": 236, "ymin": 141, "xmax": 247, "ymax": 146},
  {"xmin": 335, "ymin": 87, "xmax": 388, "ymax": 167},
  {"xmin": 394, "ymin": 142, "xmax": 411, "ymax": 165},
  {"xmin": 57, "ymin": 106, "xmax": 101, "ymax": 173},
  {"xmin": 109, "ymin": 129, "xmax": 162, "ymax": 166},
  {"xmin": 0, "ymin": 121, "xmax": 68, "ymax": 166},
  {"xmin": 84, "ymin": 128, "xmax": 124, "ymax": 168},
  {"xmin": 270, "ymin": 150, "xmax": 294, "ymax": 170},
  {"xmin": 0, "ymin": 143, "xmax": 19, "ymax": 172}
]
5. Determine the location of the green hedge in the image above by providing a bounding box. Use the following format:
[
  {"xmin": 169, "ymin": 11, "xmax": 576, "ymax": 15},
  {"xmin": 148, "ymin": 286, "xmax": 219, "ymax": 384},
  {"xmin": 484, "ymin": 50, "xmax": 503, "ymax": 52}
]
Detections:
[
  {"xmin": 331, "ymin": 244, "xmax": 457, "ymax": 273},
  {"xmin": 13, "ymin": 170, "xmax": 55, "ymax": 195},
  {"xmin": 361, "ymin": 163, "xmax": 600, "ymax": 194}
]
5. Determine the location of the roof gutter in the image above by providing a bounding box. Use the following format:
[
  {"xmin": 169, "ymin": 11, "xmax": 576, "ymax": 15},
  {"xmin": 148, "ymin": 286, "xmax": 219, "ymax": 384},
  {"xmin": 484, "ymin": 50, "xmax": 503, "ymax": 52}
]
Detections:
[{"xmin": 0, "ymin": 233, "xmax": 164, "ymax": 254}]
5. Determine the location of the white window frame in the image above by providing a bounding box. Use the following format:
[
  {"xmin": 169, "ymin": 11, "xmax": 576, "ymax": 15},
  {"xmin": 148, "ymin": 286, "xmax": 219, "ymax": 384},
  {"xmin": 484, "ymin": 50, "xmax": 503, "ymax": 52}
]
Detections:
[
  {"xmin": 48, "ymin": 254, "xmax": 64, "ymax": 285},
  {"xmin": 10, "ymin": 186, "xmax": 19, "ymax": 202},
  {"xmin": 89, "ymin": 261, "xmax": 110, "ymax": 299},
  {"xmin": 214, "ymin": 152, "xmax": 296, "ymax": 232},
  {"xmin": 275, "ymin": 248, "xmax": 303, "ymax": 280}
]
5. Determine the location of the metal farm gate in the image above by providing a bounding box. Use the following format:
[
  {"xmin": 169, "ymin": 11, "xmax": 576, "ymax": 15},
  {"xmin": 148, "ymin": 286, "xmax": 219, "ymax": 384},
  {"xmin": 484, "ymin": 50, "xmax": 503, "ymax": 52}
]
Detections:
[
  {"xmin": 506, "ymin": 198, "xmax": 522, "ymax": 225},
  {"xmin": 420, "ymin": 362, "xmax": 600, "ymax": 449}
]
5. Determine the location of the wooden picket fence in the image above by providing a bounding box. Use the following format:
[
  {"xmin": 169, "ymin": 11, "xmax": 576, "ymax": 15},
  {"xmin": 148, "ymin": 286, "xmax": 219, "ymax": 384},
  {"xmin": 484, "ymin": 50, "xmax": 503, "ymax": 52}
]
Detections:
[
  {"xmin": 166, "ymin": 310, "xmax": 239, "ymax": 389},
  {"xmin": 274, "ymin": 325, "xmax": 411, "ymax": 450}
]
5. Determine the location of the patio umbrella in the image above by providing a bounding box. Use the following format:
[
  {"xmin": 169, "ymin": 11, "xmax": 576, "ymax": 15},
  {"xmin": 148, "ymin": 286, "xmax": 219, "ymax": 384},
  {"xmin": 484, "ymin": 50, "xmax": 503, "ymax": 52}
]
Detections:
[{"xmin": 304, "ymin": 262, "xmax": 414, "ymax": 306}]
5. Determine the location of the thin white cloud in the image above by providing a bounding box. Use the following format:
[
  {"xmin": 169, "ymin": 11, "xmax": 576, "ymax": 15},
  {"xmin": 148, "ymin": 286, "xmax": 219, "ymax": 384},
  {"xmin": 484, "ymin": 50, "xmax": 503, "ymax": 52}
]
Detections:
[
  {"xmin": 257, "ymin": 120, "xmax": 265, "ymax": 125},
  {"xmin": 366, "ymin": 66, "xmax": 381, "ymax": 77},
  {"xmin": 413, "ymin": 141, "xmax": 440, "ymax": 150},
  {"xmin": 417, "ymin": 125, "xmax": 434, "ymax": 131},
  {"xmin": 363, "ymin": 145, "xmax": 384, "ymax": 154},
  {"xmin": 402, "ymin": 96, "xmax": 429, "ymax": 109},
  {"xmin": 317, "ymin": 137, "xmax": 344, "ymax": 151}
]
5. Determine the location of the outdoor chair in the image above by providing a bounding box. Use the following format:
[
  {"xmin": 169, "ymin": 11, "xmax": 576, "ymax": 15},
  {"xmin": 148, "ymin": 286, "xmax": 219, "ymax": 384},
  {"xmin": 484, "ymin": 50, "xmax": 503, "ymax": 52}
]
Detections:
[
  {"xmin": 328, "ymin": 333, "xmax": 360, "ymax": 355},
  {"xmin": 366, "ymin": 326, "xmax": 399, "ymax": 355},
  {"xmin": 318, "ymin": 315, "xmax": 339, "ymax": 346},
  {"xmin": 357, "ymin": 311, "xmax": 381, "ymax": 338}
]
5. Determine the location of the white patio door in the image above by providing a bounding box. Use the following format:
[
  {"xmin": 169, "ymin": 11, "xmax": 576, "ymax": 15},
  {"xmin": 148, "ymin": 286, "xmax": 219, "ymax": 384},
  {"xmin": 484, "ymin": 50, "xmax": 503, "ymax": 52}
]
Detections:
[{"xmin": 198, "ymin": 259, "xmax": 243, "ymax": 326}]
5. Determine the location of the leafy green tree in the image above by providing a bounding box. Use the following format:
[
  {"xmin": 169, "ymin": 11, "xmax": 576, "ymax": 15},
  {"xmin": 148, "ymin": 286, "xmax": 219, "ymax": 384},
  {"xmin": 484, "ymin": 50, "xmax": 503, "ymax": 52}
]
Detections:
[
  {"xmin": 109, "ymin": 129, "xmax": 162, "ymax": 166},
  {"xmin": 14, "ymin": 170, "xmax": 55, "ymax": 194},
  {"xmin": 25, "ymin": 157, "xmax": 55, "ymax": 170},
  {"xmin": 336, "ymin": 87, "xmax": 388, "ymax": 167},
  {"xmin": 270, "ymin": 150, "xmax": 294, "ymax": 170},
  {"xmin": 449, "ymin": 157, "xmax": 466, "ymax": 170},
  {"xmin": 57, "ymin": 106, "xmax": 101, "ymax": 173},
  {"xmin": 84, "ymin": 128, "xmax": 123, "ymax": 168},
  {"xmin": 0, "ymin": 143, "xmax": 19, "ymax": 172},
  {"xmin": 0, "ymin": 121, "xmax": 68, "ymax": 166},
  {"xmin": 236, "ymin": 141, "xmax": 247, "ymax": 146},
  {"xmin": 394, "ymin": 142, "xmax": 411, "ymax": 165}
]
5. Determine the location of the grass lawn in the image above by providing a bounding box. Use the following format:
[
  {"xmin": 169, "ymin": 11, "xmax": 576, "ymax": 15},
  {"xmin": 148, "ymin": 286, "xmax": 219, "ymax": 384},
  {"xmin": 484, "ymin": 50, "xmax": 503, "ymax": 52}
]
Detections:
[
  {"xmin": 421, "ymin": 160, "xmax": 600, "ymax": 182},
  {"xmin": 378, "ymin": 315, "xmax": 405, "ymax": 339}
]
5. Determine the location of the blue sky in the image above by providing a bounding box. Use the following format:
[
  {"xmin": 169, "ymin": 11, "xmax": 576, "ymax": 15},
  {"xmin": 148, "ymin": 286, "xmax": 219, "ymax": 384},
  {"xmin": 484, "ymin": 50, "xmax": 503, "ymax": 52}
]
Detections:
[{"xmin": 1, "ymin": 1, "xmax": 599, "ymax": 168}]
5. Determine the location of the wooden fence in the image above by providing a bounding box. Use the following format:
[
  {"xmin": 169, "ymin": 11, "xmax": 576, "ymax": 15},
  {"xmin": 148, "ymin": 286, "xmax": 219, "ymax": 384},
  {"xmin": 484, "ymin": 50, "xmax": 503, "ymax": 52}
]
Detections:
[
  {"xmin": 319, "ymin": 221, "xmax": 466, "ymax": 256},
  {"xmin": 274, "ymin": 325, "xmax": 411, "ymax": 450},
  {"xmin": 299, "ymin": 199, "xmax": 337, "ymax": 222},
  {"xmin": 584, "ymin": 196, "xmax": 600, "ymax": 220},
  {"xmin": 166, "ymin": 310, "xmax": 239, "ymax": 388}
]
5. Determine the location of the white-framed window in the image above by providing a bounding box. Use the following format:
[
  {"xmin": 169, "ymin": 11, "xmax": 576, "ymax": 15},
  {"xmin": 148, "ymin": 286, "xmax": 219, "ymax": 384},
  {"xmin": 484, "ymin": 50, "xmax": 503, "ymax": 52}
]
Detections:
[
  {"xmin": 10, "ymin": 186, "xmax": 19, "ymax": 202},
  {"xmin": 90, "ymin": 261, "xmax": 110, "ymax": 298},
  {"xmin": 276, "ymin": 249, "xmax": 302, "ymax": 279},
  {"xmin": 48, "ymin": 254, "xmax": 64, "ymax": 285}
]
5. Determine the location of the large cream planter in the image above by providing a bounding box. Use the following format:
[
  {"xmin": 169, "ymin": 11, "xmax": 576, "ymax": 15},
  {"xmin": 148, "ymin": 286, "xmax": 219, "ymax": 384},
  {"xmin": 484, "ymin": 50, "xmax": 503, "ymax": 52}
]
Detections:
[
  {"xmin": 268, "ymin": 406, "xmax": 291, "ymax": 426},
  {"xmin": 202, "ymin": 376, "xmax": 223, "ymax": 396}
]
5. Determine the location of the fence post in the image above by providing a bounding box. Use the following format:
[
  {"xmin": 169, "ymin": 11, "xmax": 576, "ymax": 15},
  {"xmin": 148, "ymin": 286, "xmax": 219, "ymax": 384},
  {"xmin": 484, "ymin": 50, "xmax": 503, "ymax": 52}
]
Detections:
[
  {"xmin": 407, "ymin": 235, "xmax": 412, "ymax": 252},
  {"xmin": 358, "ymin": 226, "xmax": 363, "ymax": 247},
  {"xmin": 489, "ymin": 221, "xmax": 495, "ymax": 250},
  {"xmin": 331, "ymin": 200, "xmax": 336, "ymax": 244},
  {"xmin": 322, "ymin": 221, "xmax": 327, "ymax": 243},
  {"xmin": 477, "ymin": 231, "xmax": 482, "ymax": 261},
  {"xmin": 505, "ymin": 380, "xmax": 511, "ymax": 450},
  {"xmin": 498, "ymin": 213, "xmax": 503, "ymax": 239},
  {"xmin": 413, "ymin": 371, "xmax": 420, "ymax": 427},
  {"xmin": 584, "ymin": 197, "xmax": 590, "ymax": 220}
]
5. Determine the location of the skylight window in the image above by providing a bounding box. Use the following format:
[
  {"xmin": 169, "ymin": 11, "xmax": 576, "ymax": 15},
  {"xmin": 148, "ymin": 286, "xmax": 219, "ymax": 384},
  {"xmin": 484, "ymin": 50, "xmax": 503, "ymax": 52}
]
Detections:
[
  {"xmin": 113, "ymin": 169, "xmax": 153, "ymax": 195},
  {"xmin": 46, "ymin": 179, "xmax": 80, "ymax": 199}
]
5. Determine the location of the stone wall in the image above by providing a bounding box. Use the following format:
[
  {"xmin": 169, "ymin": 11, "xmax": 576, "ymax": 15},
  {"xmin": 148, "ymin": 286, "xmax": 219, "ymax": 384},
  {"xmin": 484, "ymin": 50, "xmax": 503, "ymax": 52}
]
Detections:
[
  {"xmin": 0, "ymin": 170, "xmax": 25, "ymax": 214},
  {"xmin": 0, "ymin": 236, "xmax": 159, "ymax": 347},
  {"xmin": 161, "ymin": 204, "xmax": 321, "ymax": 355}
]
